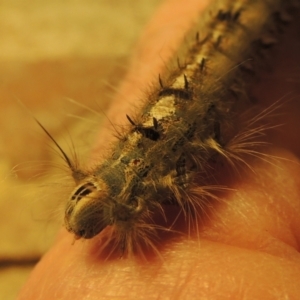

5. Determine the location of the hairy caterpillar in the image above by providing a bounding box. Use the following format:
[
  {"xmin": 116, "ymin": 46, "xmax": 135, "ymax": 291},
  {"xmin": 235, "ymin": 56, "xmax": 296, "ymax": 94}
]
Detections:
[{"xmin": 39, "ymin": 0, "xmax": 299, "ymax": 257}]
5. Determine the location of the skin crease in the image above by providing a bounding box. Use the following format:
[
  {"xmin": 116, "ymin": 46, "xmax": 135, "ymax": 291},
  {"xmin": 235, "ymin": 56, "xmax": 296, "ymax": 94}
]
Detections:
[{"xmin": 18, "ymin": 0, "xmax": 300, "ymax": 299}]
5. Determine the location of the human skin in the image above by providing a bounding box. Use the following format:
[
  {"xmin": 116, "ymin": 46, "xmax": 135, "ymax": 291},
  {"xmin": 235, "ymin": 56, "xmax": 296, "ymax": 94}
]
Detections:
[{"xmin": 18, "ymin": 0, "xmax": 300, "ymax": 299}]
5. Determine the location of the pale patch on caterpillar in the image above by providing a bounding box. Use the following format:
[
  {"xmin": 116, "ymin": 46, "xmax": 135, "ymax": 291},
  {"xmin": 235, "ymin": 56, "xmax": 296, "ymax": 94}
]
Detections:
[{"xmin": 36, "ymin": 0, "xmax": 299, "ymax": 258}]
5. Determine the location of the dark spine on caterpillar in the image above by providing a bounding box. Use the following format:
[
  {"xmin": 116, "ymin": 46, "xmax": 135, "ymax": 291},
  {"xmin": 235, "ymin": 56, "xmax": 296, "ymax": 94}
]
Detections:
[{"xmin": 62, "ymin": 0, "xmax": 298, "ymax": 256}]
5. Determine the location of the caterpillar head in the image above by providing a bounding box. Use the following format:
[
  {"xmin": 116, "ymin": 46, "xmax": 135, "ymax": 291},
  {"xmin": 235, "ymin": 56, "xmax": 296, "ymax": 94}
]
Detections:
[
  {"xmin": 64, "ymin": 176, "xmax": 145, "ymax": 239},
  {"xmin": 64, "ymin": 178, "xmax": 111, "ymax": 239}
]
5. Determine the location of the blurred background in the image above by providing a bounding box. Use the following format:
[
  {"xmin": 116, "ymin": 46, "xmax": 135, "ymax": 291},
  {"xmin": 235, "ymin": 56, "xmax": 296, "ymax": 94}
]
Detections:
[{"xmin": 0, "ymin": 0, "xmax": 161, "ymax": 298}]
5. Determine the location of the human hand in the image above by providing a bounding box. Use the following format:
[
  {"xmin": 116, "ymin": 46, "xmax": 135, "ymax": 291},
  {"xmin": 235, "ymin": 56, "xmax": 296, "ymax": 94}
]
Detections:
[{"xmin": 18, "ymin": 0, "xmax": 300, "ymax": 299}]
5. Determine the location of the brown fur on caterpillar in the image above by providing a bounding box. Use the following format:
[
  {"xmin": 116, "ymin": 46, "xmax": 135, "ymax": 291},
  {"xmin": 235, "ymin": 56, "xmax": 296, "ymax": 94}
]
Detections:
[{"xmin": 37, "ymin": 0, "xmax": 299, "ymax": 256}]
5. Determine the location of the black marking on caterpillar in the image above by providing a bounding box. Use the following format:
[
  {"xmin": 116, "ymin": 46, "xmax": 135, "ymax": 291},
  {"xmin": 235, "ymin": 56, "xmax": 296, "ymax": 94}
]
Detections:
[
  {"xmin": 37, "ymin": 0, "xmax": 299, "ymax": 257},
  {"xmin": 126, "ymin": 114, "xmax": 160, "ymax": 141},
  {"xmin": 217, "ymin": 9, "xmax": 241, "ymax": 22}
]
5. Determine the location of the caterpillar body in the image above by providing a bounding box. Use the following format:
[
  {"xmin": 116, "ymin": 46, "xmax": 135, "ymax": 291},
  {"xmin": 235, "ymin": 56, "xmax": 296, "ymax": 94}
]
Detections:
[{"xmin": 42, "ymin": 0, "xmax": 298, "ymax": 256}]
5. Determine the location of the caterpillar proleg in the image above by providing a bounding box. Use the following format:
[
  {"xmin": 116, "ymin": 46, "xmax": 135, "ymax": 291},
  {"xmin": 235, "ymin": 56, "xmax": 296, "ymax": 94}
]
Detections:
[{"xmin": 40, "ymin": 0, "xmax": 299, "ymax": 257}]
